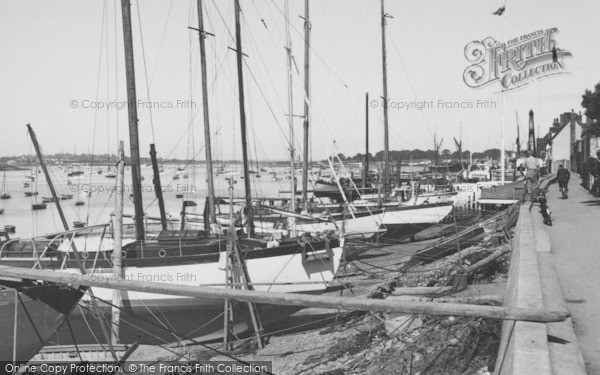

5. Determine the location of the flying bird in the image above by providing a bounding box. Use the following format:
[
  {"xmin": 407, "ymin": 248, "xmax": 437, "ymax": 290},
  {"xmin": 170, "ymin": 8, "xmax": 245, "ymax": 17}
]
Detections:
[{"xmin": 492, "ymin": 6, "xmax": 505, "ymax": 15}]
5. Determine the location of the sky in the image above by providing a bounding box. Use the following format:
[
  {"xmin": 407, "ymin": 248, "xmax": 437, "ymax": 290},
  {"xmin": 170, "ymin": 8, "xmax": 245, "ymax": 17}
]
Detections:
[{"xmin": 0, "ymin": 0, "xmax": 599, "ymax": 162}]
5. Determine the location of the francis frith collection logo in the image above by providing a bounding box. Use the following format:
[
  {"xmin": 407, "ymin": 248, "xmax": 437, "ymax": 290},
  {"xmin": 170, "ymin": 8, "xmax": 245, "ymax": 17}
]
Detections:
[{"xmin": 463, "ymin": 27, "xmax": 572, "ymax": 92}]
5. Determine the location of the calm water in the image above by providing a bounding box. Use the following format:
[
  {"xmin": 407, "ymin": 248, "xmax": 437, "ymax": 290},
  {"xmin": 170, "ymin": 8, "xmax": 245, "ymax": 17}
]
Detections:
[{"xmin": 0, "ymin": 164, "xmax": 301, "ymax": 238}]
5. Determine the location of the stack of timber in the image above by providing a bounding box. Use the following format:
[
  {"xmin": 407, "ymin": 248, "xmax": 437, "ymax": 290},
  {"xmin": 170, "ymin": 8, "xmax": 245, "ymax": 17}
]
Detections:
[{"xmin": 413, "ymin": 203, "xmax": 519, "ymax": 263}]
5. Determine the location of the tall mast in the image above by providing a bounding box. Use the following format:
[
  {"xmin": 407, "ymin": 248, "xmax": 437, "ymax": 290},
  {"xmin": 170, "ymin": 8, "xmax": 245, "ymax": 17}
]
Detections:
[
  {"xmin": 364, "ymin": 92, "xmax": 369, "ymax": 188},
  {"xmin": 285, "ymin": 0, "xmax": 296, "ymax": 235},
  {"xmin": 459, "ymin": 122, "xmax": 463, "ymax": 167},
  {"xmin": 234, "ymin": 0, "xmax": 254, "ymax": 236},
  {"xmin": 380, "ymin": 0, "xmax": 390, "ymax": 196},
  {"xmin": 301, "ymin": 0, "xmax": 310, "ymax": 211},
  {"xmin": 121, "ymin": 0, "xmax": 144, "ymax": 241},
  {"xmin": 197, "ymin": 0, "xmax": 217, "ymax": 229},
  {"xmin": 516, "ymin": 112, "xmax": 521, "ymax": 156},
  {"xmin": 501, "ymin": 96, "xmax": 506, "ymax": 183}
]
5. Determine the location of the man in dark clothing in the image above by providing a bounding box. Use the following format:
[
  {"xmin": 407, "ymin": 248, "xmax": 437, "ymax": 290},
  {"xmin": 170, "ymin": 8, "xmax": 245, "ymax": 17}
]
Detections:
[{"xmin": 556, "ymin": 164, "xmax": 571, "ymax": 198}]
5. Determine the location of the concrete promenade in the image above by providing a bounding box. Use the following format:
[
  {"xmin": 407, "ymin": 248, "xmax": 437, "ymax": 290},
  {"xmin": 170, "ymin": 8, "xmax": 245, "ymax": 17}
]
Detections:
[{"xmin": 545, "ymin": 175, "xmax": 600, "ymax": 374}]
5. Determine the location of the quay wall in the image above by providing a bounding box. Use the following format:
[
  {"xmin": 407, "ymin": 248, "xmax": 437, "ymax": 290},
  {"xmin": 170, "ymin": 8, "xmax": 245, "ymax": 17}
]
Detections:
[{"xmin": 495, "ymin": 205, "xmax": 586, "ymax": 375}]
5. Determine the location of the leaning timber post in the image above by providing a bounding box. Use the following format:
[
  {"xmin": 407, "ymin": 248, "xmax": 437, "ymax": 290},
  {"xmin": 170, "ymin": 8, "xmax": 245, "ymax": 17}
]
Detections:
[
  {"xmin": 112, "ymin": 141, "xmax": 125, "ymax": 344},
  {"xmin": 0, "ymin": 265, "xmax": 569, "ymax": 323},
  {"xmin": 149, "ymin": 144, "xmax": 167, "ymax": 231},
  {"xmin": 27, "ymin": 123, "xmax": 118, "ymax": 360},
  {"xmin": 231, "ymin": 228, "xmax": 264, "ymax": 349},
  {"xmin": 27, "ymin": 124, "xmax": 70, "ymax": 231}
]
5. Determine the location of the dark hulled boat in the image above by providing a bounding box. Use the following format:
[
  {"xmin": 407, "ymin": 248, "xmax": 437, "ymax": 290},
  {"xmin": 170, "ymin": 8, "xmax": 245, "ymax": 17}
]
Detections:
[{"xmin": 0, "ymin": 279, "xmax": 84, "ymax": 361}]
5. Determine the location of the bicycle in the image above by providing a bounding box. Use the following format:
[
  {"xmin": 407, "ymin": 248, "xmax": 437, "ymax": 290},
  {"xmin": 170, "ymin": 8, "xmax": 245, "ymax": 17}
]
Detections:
[{"xmin": 559, "ymin": 183, "xmax": 568, "ymax": 199}]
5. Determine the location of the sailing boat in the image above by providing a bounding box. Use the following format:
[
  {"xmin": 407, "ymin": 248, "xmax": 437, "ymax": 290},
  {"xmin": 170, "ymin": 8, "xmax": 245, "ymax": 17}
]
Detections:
[
  {"xmin": 31, "ymin": 173, "xmax": 46, "ymax": 210},
  {"xmin": 1, "ymin": 171, "xmax": 11, "ymax": 199},
  {"xmin": 0, "ymin": 279, "xmax": 84, "ymax": 362},
  {"xmin": 0, "ymin": 0, "xmax": 342, "ymax": 345}
]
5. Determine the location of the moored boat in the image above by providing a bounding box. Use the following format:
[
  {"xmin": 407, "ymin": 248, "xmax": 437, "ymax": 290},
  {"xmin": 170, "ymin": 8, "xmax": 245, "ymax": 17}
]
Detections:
[{"xmin": 0, "ymin": 280, "xmax": 84, "ymax": 362}]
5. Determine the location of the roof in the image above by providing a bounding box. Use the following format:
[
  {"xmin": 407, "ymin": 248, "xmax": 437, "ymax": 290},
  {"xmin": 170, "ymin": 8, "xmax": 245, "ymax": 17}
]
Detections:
[{"xmin": 550, "ymin": 113, "xmax": 583, "ymax": 141}]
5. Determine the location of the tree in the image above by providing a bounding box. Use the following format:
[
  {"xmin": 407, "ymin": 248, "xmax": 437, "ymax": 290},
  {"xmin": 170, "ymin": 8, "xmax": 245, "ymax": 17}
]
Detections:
[{"xmin": 581, "ymin": 82, "xmax": 600, "ymax": 136}]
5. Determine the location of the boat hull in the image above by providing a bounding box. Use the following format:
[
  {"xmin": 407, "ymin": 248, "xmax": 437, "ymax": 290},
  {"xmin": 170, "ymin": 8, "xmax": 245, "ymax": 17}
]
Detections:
[
  {"xmin": 50, "ymin": 238, "xmax": 343, "ymax": 344},
  {"xmin": 380, "ymin": 202, "xmax": 454, "ymax": 239},
  {"xmin": 0, "ymin": 282, "xmax": 83, "ymax": 361}
]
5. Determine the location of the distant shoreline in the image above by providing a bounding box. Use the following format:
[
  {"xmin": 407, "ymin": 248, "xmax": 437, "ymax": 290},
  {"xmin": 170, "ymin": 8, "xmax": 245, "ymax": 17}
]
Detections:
[{"xmin": 0, "ymin": 165, "xmax": 26, "ymax": 171}]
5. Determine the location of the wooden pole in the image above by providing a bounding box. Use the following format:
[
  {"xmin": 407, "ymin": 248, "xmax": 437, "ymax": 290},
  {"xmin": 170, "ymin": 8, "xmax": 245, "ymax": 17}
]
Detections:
[
  {"xmin": 0, "ymin": 265, "xmax": 569, "ymax": 323},
  {"xmin": 364, "ymin": 92, "xmax": 369, "ymax": 189},
  {"xmin": 111, "ymin": 141, "xmax": 125, "ymax": 344},
  {"xmin": 516, "ymin": 111, "xmax": 521, "ymax": 157},
  {"xmin": 26, "ymin": 124, "xmax": 69, "ymax": 230},
  {"xmin": 301, "ymin": 0, "xmax": 310, "ymax": 212},
  {"xmin": 197, "ymin": 0, "xmax": 217, "ymax": 229},
  {"xmin": 149, "ymin": 144, "xmax": 167, "ymax": 231},
  {"xmin": 121, "ymin": 0, "xmax": 145, "ymax": 241},
  {"xmin": 27, "ymin": 123, "xmax": 118, "ymax": 359},
  {"xmin": 381, "ymin": 0, "xmax": 390, "ymax": 196},
  {"xmin": 464, "ymin": 246, "xmax": 510, "ymax": 274},
  {"xmin": 223, "ymin": 179, "xmax": 234, "ymax": 351},
  {"xmin": 230, "ymin": 230, "xmax": 264, "ymax": 349},
  {"xmin": 233, "ymin": 0, "xmax": 254, "ymax": 237},
  {"xmin": 285, "ymin": 0, "xmax": 296, "ymax": 235}
]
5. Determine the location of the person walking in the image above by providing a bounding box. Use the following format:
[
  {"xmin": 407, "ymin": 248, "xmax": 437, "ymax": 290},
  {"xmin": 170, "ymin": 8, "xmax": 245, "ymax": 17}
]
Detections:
[
  {"xmin": 523, "ymin": 151, "xmax": 540, "ymax": 201},
  {"xmin": 556, "ymin": 164, "xmax": 571, "ymax": 199}
]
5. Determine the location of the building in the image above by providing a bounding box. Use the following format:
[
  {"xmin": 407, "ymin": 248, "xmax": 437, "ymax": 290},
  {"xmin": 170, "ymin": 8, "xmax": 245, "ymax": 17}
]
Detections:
[{"xmin": 542, "ymin": 110, "xmax": 584, "ymax": 173}]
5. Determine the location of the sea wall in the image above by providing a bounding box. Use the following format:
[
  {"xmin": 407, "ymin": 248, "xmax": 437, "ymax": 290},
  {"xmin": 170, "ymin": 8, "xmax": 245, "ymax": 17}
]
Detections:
[{"xmin": 494, "ymin": 205, "xmax": 586, "ymax": 375}]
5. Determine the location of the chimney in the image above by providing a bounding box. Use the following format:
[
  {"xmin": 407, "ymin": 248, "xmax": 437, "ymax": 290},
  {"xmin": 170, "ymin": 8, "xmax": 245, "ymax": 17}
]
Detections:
[
  {"xmin": 552, "ymin": 118, "xmax": 560, "ymax": 132},
  {"xmin": 560, "ymin": 113, "xmax": 568, "ymax": 125}
]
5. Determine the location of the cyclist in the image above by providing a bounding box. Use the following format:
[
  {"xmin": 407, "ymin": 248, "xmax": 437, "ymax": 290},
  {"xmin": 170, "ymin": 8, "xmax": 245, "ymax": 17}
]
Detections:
[{"xmin": 556, "ymin": 164, "xmax": 571, "ymax": 199}]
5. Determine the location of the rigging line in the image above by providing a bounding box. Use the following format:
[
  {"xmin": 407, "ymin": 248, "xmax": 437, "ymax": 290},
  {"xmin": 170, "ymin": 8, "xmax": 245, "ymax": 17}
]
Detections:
[
  {"xmin": 386, "ymin": 23, "xmax": 433, "ymax": 138},
  {"xmin": 210, "ymin": 0, "xmax": 235, "ymax": 42},
  {"xmin": 240, "ymin": 13, "xmax": 286, "ymax": 118},
  {"xmin": 144, "ymin": 129, "xmax": 223, "ymax": 211},
  {"xmin": 149, "ymin": 0, "xmax": 175, "ymax": 88},
  {"xmin": 268, "ymin": 0, "xmax": 357, "ymax": 98},
  {"xmin": 82, "ymin": 293, "xmax": 272, "ymax": 374},
  {"xmin": 106, "ymin": 0, "xmax": 111, "ymax": 162},
  {"xmin": 114, "ymin": 0, "xmax": 120, "ymax": 143},
  {"xmin": 87, "ymin": 0, "xmax": 108, "ymax": 226},
  {"xmin": 16, "ymin": 292, "xmax": 45, "ymax": 346},
  {"xmin": 64, "ymin": 317, "xmax": 84, "ymax": 362},
  {"xmin": 134, "ymin": 0, "xmax": 156, "ymax": 143},
  {"xmin": 78, "ymin": 304, "xmax": 103, "ymax": 346},
  {"xmin": 187, "ymin": 0, "xmax": 193, "ymax": 166},
  {"xmin": 242, "ymin": 59, "xmax": 291, "ymax": 146},
  {"xmin": 258, "ymin": 0, "xmax": 287, "ymax": 47}
]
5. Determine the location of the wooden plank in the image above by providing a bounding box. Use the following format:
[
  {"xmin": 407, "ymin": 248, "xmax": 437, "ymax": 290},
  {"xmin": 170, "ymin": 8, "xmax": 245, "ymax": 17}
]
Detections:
[
  {"xmin": 387, "ymin": 286, "xmax": 454, "ymax": 296},
  {"xmin": 464, "ymin": 246, "xmax": 510, "ymax": 274},
  {"xmin": 0, "ymin": 265, "xmax": 568, "ymax": 323}
]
